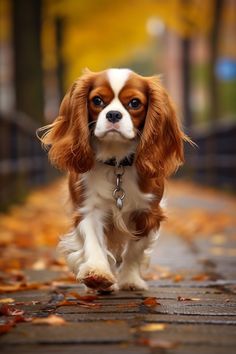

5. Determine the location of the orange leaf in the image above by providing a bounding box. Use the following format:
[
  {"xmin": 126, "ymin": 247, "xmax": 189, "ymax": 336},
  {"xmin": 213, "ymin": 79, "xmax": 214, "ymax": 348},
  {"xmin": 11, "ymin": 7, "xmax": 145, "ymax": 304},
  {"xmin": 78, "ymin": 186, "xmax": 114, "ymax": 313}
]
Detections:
[
  {"xmin": 57, "ymin": 300, "xmax": 78, "ymax": 306},
  {"xmin": 32, "ymin": 315, "xmax": 66, "ymax": 326},
  {"xmin": 191, "ymin": 274, "xmax": 209, "ymax": 281},
  {"xmin": 173, "ymin": 274, "xmax": 184, "ymax": 282},
  {"xmin": 0, "ymin": 304, "xmax": 24, "ymax": 316},
  {"xmin": 139, "ymin": 323, "xmax": 167, "ymax": 331},
  {"xmin": 0, "ymin": 321, "xmax": 15, "ymax": 335},
  {"xmin": 67, "ymin": 292, "xmax": 98, "ymax": 302},
  {"xmin": 0, "ymin": 283, "xmax": 22, "ymax": 293},
  {"xmin": 143, "ymin": 297, "xmax": 160, "ymax": 307}
]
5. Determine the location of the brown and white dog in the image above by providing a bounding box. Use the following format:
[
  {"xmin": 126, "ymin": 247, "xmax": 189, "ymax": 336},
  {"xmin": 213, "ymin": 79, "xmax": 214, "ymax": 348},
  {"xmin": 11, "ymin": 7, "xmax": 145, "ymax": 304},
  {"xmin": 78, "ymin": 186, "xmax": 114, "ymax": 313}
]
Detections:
[{"xmin": 39, "ymin": 68, "xmax": 189, "ymax": 291}]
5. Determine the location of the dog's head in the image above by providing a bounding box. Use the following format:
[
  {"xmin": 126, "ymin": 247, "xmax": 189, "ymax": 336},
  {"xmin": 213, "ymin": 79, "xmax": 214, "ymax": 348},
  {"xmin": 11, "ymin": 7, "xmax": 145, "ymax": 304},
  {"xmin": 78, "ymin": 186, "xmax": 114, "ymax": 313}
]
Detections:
[{"xmin": 39, "ymin": 68, "xmax": 188, "ymax": 177}]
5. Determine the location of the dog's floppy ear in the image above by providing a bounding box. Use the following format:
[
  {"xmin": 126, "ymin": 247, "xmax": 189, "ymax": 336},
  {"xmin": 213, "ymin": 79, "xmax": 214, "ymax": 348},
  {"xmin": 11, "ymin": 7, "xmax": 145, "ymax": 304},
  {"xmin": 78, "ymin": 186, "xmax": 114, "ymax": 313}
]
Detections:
[
  {"xmin": 135, "ymin": 76, "xmax": 189, "ymax": 178},
  {"xmin": 38, "ymin": 72, "xmax": 95, "ymax": 173}
]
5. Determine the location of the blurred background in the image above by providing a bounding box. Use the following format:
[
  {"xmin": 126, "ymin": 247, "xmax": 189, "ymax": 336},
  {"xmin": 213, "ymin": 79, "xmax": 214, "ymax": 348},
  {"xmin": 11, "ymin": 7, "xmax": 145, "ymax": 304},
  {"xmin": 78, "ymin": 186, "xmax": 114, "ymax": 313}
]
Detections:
[{"xmin": 0, "ymin": 0, "xmax": 236, "ymax": 211}]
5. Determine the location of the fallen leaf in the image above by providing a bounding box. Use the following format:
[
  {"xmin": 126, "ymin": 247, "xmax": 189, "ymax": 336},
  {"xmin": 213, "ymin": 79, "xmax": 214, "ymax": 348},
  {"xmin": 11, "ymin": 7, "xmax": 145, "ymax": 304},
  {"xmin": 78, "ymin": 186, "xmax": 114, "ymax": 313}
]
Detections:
[
  {"xmin": 173, "ymin": 274, "xmax": 184, "ymax": 282},
  {"xmin": 12, "ymin": 315, "xmax": 32, "ymax": 323},
  {"xmin": 191, "ymin": 274, "xmax": 209, "ymax": 281},
  {"xmin": 0, "ymin": 283, "xmax": 22, "ymax": 293},
  {"xmin": 0, "ymin": 298, "xmax": 15, "ymax": 303},
  {"xmin": 139, "ymin": 323, "xmax": 166, "ymax": 331},
  {"xmin": 0, "ymin": 314, "xmax": 31, "ymax": 336},
  {"xmin": 67, "ymin": 292, "xmax": 98, "ymax": 302},
  {"xmin": 31, "ymin": 259, "xmax": 47, "ymax": 270},
  {"xmin": 0, "ymin": 231, "xmax": 14, "ymax": 245},
  {"xmin": 57, "ymin": 300, "xmax": 78, "ymax": 306},
  {"xmin": 0, "ymin": 321, "xmax": 15, "ymax": 335},
  {"xmin": 138, "ymin": 338, "xmax": 180, "ymax": 349},
  {"xmin": 177, "ymin": 296, "xmax": 200, "ymax": 301},
  {"xmin": 32, "ymin": 315, "xmax": 66, "ymax": 326},
  {"xmin": 142, "ymin": 297, "xmax": 160, "ymax": 307},
  {"xmin": 0, "ymin": 281, "xmax": 50, "ymax": 294},
  {"xmin": 0, "ymin": 304, "xmax": 24, "ymax": 316},
  {"xmin": 159, "ymin": 271, "xmax": 172, "ymax": 279},
  {"xmin": 6, "ymin": 270, "xmax": 26, "ymax": 282}
]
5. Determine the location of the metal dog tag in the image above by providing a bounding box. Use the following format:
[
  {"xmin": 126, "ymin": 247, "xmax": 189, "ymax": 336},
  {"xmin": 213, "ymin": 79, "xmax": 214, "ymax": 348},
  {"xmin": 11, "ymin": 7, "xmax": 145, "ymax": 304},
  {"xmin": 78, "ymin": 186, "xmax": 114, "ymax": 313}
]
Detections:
[{"xmin": 116, "ymin": 197, "xmax": 123, "ymax": 210}]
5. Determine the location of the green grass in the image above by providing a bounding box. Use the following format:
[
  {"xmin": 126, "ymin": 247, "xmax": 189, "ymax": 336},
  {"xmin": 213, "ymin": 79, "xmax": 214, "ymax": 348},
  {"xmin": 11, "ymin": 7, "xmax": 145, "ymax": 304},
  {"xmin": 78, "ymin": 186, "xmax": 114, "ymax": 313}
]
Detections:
[
  {"xmin": 191, "ymin": 62, "xmax": 236, "ymax": 123},
  {"xmin": 218, "ymin": 80, "xmax": 236, "ymax": 119}
]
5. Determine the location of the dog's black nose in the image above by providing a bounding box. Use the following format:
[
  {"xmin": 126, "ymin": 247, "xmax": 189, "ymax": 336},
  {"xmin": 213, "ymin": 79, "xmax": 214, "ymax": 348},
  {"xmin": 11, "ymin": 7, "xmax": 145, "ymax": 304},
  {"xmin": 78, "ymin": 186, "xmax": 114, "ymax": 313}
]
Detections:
[{"xmin": 106, "ymin": 110, "xmax": 122, "ymax": 123}]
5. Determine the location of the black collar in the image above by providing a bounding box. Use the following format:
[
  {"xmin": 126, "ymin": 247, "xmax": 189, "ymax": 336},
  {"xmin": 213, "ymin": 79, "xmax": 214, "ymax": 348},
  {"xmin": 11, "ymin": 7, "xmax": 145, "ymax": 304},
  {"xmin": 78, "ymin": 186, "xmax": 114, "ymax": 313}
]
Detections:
[{"xmin": 102, "ymin": 153, "xmax": 135, "ymax": 167}]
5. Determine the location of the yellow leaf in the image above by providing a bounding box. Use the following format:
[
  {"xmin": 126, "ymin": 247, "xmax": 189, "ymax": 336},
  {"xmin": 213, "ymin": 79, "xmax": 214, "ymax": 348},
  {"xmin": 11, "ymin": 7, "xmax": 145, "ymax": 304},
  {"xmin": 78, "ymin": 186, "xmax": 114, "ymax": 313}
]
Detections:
[
  {"xmin": 32, "ymin": 315, "xmax": 66, "ymax": 326},
  {"xmin": 139, "ymin": 323, "xmax": 167, "ymax": 332},
  {"xmin": 0, "ymin": 298, "xmax": 15, "ymax": 303}
]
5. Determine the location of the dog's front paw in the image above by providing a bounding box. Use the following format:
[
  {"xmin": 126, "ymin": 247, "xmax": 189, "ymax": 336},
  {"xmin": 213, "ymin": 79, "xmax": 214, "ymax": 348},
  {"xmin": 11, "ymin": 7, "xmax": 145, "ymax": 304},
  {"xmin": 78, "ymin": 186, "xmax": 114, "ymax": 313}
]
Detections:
[
  {"xmin": 118, "ymin": 273, "xmax": 148, "ymax": 291},
  {"xmin": 77, "ymin": 263, "xmax": 115, "ymax": 290},
  {"xmin": 97, "ymin": 283, "xmax": 119, "ymax": 294}
]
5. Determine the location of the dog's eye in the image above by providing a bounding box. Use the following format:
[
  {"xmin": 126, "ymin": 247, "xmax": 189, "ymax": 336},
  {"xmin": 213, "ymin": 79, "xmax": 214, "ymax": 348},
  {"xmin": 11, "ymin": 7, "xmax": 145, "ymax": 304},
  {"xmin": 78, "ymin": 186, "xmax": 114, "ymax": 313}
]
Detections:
[
  {"xmin": 128, "ymin": 98, "xmax": 141, "ymax": 109},
  {"xmin": 92, "ymin": 96, "xmax": 104, "ymax": 107}
]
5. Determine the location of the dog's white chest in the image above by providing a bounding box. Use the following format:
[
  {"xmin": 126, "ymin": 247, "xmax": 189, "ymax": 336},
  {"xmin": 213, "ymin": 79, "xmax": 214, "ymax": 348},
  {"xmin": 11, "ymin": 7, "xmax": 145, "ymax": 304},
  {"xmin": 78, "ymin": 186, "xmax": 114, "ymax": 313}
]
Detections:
[{"xmin": 81, "ymin": 163, "xmax": 153, "ymax": 214}]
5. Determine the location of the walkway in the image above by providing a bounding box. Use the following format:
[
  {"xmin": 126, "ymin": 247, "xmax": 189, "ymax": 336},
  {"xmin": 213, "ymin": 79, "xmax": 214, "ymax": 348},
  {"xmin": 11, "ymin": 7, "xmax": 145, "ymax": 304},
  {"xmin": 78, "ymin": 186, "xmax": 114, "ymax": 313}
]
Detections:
[{"xmin": 0, "ymin": 180, "xmax": 235, "ymax": 353}]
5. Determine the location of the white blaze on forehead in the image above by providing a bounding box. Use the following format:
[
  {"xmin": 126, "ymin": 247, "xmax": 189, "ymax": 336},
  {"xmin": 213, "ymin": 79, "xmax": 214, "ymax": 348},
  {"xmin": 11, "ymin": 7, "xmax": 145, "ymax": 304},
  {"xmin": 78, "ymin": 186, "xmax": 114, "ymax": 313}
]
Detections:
[
  {"xmin": 94, "ymin": 68, "xmax": 135, "ymax": 142},
  {"xmin": 107, "ymin": 68, "xmax": 131, "ymax": 96}
]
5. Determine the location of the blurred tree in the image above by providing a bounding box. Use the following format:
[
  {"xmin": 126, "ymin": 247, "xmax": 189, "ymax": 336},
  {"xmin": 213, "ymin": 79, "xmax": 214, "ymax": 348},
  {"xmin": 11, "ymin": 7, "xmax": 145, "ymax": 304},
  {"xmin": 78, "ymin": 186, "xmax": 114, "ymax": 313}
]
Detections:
[
  {"xmin": 42, "ymin": 0, "xmax": 215, "ymax": 88},
  {"xmin": 181, "ymin": 38, "xmax": 192, "ymax": 127},
  {"xmin": 40, "ymin": 0, "xmax": 220, "ymax": 128},
  {"xmin": 12, "ymin": 0, "xmax": 44, "ymax": 123},
  {"xmin": 209, "ymin": 0, "xmax": 224, "ymax": 121},
  {"xmin": 55, "ymin": 17, "xmax": 65, "ymax": 100}
]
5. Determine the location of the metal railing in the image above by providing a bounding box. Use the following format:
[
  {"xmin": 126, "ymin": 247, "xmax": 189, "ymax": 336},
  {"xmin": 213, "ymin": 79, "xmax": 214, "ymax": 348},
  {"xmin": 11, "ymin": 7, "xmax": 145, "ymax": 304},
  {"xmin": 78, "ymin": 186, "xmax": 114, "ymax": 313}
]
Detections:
[
  {"xmin": 0, "ymin": 111, "xmax": 59, "ymax": 210},
  {"xmin": 1, "ymin": 111, "xmax": 235, "ymax": 210},
  {"xmin": 179, "ymin": 121, "xmax": 236, "ymax": 190}
]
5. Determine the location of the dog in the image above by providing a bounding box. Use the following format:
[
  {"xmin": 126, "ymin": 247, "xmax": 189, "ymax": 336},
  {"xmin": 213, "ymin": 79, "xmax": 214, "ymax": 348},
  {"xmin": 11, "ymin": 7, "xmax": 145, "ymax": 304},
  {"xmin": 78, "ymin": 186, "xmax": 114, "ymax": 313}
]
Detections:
[{"xmin": 38, "ymin": 68, "xmax": 189, "ymax": 291}]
